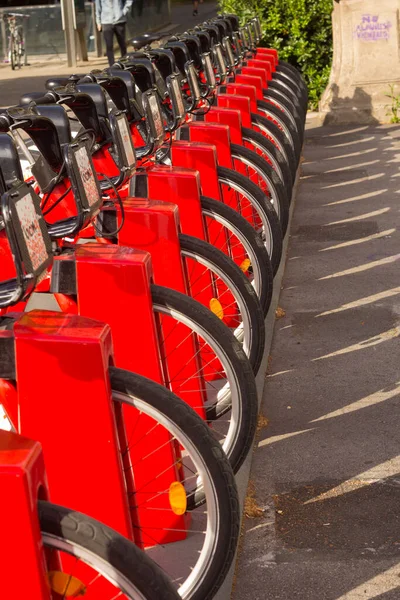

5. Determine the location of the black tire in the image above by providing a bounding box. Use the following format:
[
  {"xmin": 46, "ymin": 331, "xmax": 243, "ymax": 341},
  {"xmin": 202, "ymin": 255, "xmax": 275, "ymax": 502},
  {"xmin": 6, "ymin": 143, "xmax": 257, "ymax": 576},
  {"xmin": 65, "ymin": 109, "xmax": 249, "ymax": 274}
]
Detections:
[
  {"xmin": 230, "ymin": 143, "xmax": 290, "ymax": 236},
  {"xmin": 251, "ymin": 111, "xmax": 297, "ymax": 183},
  {"xmin": 277, "ymin": 61, "xmax": 308, "ymax": 102},
  {"xmin": 264, "ymin": 82, "xmax": 306, "ymax": 127},
  {"xmin": 242, "ymin": 126, "xmax": 293, "ymax": 200},
  {"xmin": 264, "ymin": 89, "xmax": 304, "ymax": 146},
  {"xmin": 38, "ymin": 500, "xmax": 181, "ymax": 600},
  {"xmin": 10, "ymin": 38, "xmax": 17, "ymax": 70},
  {"xmin": 150, "ymin": 284, "xmax": 258, "ymax": 472},
  {"xmin": 268, "ymin": 76, "xmax": 306, "ymax": 121},
  {"xmin": 217, "ymin": 165, "xmax": 283, "ymax": 275},
  {"xmin": 272, "ymin": 69, "xmax": 305, "ymax": 103},
  {"xmin": 179, "ymin": 233, "xmax": 265, "ymax": 373},
  {"xmin": 200, "ymin": 195, "xmax": 273, "ymax": 315},
  {"xmin": 257, "ymin": 99, "xmax": 302, "ymax": 162},
  {"xmin": 109, "ymin": 367, "xmax": 241, "ymax": 600}
]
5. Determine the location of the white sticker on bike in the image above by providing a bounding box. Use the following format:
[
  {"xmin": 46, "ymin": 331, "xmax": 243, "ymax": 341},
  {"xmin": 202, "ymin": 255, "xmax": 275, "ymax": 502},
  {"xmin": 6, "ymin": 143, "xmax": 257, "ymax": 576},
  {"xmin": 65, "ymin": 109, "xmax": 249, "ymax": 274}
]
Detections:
[
  {"xmin": 74, "ymin": 145, "xmax": 100, "ymax": 207},
  {"xmin": 188, "ymin": 63, "xmax": 201, "ymax": 100},
  {"xmin": 117, "ymin": 115, "xmax": 136, "ymax": 168},
  {"xmin": 171, "ymin": 76, "xmax": 185, "ymax": 117},
  {"xmin": 148, "ymin": 93, "xmax": 164, "ymax": 139},
  {"xmin": 224, "ymin": 40, "xmax": 234, "ymax": 67},
  {"xmin": 204, "ymin": 54, "xmax": 216, "ymax": 87},
  {"xmin": 15, "ymin": 192, "xmax": 48, "ymax": 272},
  {"xmin": 215, "ymin": 46, "xmax": 226, "ymax": 76}
]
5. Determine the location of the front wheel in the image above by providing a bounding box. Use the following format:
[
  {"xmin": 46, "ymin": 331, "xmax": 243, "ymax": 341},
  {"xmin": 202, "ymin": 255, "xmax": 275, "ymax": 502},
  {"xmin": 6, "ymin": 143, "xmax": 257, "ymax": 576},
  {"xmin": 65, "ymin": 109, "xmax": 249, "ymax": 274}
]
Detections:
[
  {"xmin": 179, "ymin": 233, "xmax": 266, "ymax": 374},
  {"xmin": 151, "ymin": 283, "xmax": 258, "ymax": 473},
  {"xmin": 10, "ymin": 38, "xmax": 19, "ymax": 70},
  {"xmin": 230, "ymin": 143, "xmax": 290, "ymax": 236},
  {"xmin": 241, "ymin": 126, "xmax": 293, "ymax": 200},
  {"xmin": 39, "ymin": 500, "xmax": 181, "ymax": 600},
  {"xmin": 110, "ymin": 367, "xmax": 241, "ymax": 600},
  {"xmin": 200, "ymin": 195, "xmax": 274, "ymax": 315},
  {"xmin": 251, "ymin": 112, "xmax": 297, "ymax": 183},
  {"xmin": 217, "ymin": 165, "xmax": 283, "ymax": 275}
]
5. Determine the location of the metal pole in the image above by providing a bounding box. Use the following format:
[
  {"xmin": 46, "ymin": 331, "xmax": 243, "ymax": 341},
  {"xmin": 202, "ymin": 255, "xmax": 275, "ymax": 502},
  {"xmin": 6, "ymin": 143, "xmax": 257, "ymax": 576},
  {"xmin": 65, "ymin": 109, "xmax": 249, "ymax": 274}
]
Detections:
[
  {"xmin": 61, "ymin": 0, "xmax": 77, "ymax": 68},
  {"xmin": 0, "ymin": 11, "xmax": 7, "ymax": 63},
  {"xmin": 91, "ymin": 2, "xmax": 102, "ymax": 58}
]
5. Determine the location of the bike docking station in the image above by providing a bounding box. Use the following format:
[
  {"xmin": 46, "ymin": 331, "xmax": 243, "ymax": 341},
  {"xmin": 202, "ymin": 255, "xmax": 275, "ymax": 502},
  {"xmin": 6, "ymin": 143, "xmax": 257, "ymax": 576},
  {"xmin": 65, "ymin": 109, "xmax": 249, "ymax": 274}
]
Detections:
[
  {"xmin": 166, "ymin": 141, "xmax": 245, "ymax": 265},
  {"xmin": 1, "ymin": 307, "xmax": 189, "ymax": 548},
  {"xmin": 196, "ymin": 105, "xmax": 244, "ymax": 145},
  {"xmin": 172, "ymin": 126, "xmax": 259, "ymax": 234},
  {"xmin": 134, "ymin": 165, "xmax": 241, "ymax": 330},
  {"xmin": 1, "ymin": 311, "xmax": 135, "ymax": 539},
  {"xmin": 175, "ymin": 121, "xmax": 259, "ymax": 221},
  {"xmin": 219, "ymin": 82, "xmax": 259, "ymax": 113},
  {"xmin": 90, "ymin": 200, "xmax": 210, "ymax": 417},
  {"xmin": 0, "ymin": 430, "xmax": 53, "ymax": 599},
  {"xmin": 52, "ymin": 242, "xmax": 193, "ymax": 545}
]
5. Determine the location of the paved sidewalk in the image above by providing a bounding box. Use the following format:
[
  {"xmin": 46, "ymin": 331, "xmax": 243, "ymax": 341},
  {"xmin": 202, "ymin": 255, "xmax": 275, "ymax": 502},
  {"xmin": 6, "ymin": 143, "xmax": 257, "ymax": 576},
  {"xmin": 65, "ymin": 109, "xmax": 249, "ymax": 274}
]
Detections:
[
  {"xmin": 0, "ymin": 1, "xmax": 217, "ymax": 106},
  {"xmin": 233, "ymin": 118, "xmax": 400, "ymax": 599}
]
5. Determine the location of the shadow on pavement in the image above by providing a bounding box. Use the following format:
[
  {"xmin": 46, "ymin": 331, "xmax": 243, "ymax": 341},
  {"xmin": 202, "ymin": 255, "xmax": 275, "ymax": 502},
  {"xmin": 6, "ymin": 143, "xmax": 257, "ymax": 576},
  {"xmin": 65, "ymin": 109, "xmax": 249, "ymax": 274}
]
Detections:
[{"xmin": 234, "ymin": 123, "xmax": 400, "ymax": 600}]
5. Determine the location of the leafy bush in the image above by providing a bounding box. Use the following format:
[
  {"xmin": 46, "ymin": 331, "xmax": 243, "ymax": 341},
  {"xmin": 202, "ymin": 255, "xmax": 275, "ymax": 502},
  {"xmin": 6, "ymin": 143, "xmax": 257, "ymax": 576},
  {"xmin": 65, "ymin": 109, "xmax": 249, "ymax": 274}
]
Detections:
[{"xmin": 219, "ymin": 0, "xmax": 333, "ymax": 109}]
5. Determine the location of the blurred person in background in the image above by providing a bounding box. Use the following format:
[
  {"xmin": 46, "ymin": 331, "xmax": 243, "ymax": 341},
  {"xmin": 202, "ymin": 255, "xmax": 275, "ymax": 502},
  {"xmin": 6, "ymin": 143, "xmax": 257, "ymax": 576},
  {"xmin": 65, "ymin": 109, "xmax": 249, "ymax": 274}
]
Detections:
[{"xmin": 96, "ymin": 0, "xmax": 132, "ymax": 66}]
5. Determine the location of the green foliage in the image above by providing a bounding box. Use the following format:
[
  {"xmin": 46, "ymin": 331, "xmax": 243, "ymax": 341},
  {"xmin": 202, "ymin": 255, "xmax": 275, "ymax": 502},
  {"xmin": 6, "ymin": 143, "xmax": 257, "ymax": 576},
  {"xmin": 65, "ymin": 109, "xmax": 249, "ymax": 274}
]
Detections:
[
  {"xmin": 219, "ymin": 0, "xmax": 333, "ymax": 110},
  {"xmin": 385, "ymin": 85, "xmax": 400, "ymax": 124}
]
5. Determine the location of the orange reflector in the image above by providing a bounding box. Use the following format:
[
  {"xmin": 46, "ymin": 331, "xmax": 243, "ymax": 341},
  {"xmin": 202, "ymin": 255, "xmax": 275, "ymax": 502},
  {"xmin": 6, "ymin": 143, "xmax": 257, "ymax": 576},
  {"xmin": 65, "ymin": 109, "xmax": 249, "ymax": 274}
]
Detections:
[
  {"xmin": 240, "ymin": 258, "xmax": 251, "ymax": 273},
  {"xmin": 169, "ymin": 481, "xmax": 187, "ymax": 515},
  {"xmin": 209, "ymin": 298, "xmax": 224, "ymax": 320},
  {"xmin": 48, "ymin": 572, "xmax": 87, "ymax": 597}
]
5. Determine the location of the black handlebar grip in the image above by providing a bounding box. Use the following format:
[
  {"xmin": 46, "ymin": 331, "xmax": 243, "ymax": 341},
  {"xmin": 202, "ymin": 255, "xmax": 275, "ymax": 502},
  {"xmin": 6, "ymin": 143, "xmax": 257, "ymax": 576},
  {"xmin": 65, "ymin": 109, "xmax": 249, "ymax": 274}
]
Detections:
[
  {"xmin": 45, "ymin": 77, "xmax": 70, "ymax": 91},
  {"xmin": 20, "ymin": 92, "xmax": 55, "ymax": 105}
]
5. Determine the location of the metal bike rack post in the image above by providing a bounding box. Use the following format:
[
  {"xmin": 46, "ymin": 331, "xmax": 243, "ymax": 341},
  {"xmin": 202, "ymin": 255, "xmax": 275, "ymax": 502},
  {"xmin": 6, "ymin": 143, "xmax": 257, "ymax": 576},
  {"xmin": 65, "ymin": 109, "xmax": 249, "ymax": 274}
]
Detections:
[
  {"xmin": 0, "ymin": 11, "xmax": 7, "ymax": 63},
  {"xmin": 61, "ymin": 0, "xmax": 77, "ymax": 68}
]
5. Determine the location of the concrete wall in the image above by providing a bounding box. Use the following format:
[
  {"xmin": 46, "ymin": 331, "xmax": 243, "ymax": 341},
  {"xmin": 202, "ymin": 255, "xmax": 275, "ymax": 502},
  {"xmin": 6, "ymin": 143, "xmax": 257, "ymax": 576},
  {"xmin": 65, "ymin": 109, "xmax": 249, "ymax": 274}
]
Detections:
[{"xmin": 320, "ymin": 0, "xmax": 400, "ymax": 124}]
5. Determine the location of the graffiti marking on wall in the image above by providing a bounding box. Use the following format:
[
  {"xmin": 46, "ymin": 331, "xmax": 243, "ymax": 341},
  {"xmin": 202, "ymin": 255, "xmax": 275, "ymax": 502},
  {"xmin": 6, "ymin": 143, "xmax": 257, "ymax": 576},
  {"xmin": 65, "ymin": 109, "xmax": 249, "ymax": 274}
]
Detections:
[{"xmin": 354, "ymin": 14, "xmax": 392, "ymax": 42}]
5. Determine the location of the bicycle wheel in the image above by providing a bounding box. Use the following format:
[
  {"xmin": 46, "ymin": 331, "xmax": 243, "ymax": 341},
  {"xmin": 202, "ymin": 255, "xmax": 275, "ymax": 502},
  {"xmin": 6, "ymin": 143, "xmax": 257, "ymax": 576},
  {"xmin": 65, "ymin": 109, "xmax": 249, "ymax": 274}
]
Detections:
[
  {"xmin": 241, "ymin": 126, "xmax": 293, "ymax": 199},
  {"xmin": 17, "ymin": 27, "xmax": 25, "ymax": 68},
  {"xmin": 268, "ymin": 77, "xmax": 305, "ymax": 121},
  {"xmin": 264, "ymin": 89, "xmax": 304, "ymax": 143},
  {"xmin": 263, "ymin": 82, "xmax": 306, "ymax": 129},
  {"xmin": 257, "ymin": 99, "xmax": 302, "ymax": 161},
  {"xmin": 275, "ymin": 62, "xmax": 308, "ymax": 105},
  {"xmin": 179, "ymin": 233, "xmax": 265, "ymax": 373},
  {"xmin": 251, "ymin": 112, "xmax": 297, "ymax": 183},
  {"xmin": 150, "ymin": 284, "xmax": 258, "ymax": 472},
  {"xmin": 109, "ymin": 367, "xmax": 241, "ymax": 600},
  {"xmin": 201, "ymin": 195, "xmax": 273, "ymax": 315},
  {"xmin": 217, "ymin": 165, "xmax": 283, "ymax": 275},
  {"xmin": 10, "ymin": 37, "xmax": 18, "ymax": 70},
  {"xmin": 39, "ymin": 500, "xmax": 180, "ymax": 600},
  {"xmin": 230, "ymin": 143, "xmax": 290, "ymax": 236}
]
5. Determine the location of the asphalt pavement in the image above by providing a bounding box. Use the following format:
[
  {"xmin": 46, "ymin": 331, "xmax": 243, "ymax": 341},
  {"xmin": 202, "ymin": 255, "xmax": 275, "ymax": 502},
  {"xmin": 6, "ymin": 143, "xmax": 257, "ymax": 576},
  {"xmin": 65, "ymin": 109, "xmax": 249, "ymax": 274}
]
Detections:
[{"xmin": 233, "ymin": 115, "xmax": 400, "ymax": 600}]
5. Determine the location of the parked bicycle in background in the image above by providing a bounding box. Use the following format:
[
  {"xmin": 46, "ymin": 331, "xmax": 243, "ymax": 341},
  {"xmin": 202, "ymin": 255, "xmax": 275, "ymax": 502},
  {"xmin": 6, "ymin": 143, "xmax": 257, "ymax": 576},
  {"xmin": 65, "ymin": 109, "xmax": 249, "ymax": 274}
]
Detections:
[{"xmin": 3, "ymin": 12, "xmax": 29, "ymax": 70}]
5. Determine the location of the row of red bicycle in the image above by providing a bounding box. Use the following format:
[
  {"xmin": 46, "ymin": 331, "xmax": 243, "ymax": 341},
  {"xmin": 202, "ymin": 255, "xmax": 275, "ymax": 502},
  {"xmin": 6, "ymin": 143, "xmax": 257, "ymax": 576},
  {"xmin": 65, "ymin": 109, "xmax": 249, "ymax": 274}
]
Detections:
[{"xmin": 0, "ymin": 13, "xmax": 306, "ymax": 599}]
